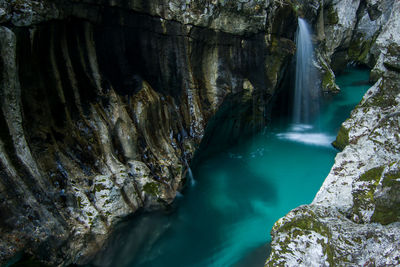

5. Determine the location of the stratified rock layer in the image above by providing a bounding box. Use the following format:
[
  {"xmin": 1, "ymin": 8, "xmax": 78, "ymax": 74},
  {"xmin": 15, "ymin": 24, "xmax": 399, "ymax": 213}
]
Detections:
[{"xmin": 0, "ymin": 0, "xmax": 297, "ymax": 265}]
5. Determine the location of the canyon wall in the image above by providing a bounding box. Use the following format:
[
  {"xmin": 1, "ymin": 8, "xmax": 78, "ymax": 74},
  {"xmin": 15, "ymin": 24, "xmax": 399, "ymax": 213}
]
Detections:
[{"xmin": 0, "ymin": 0, "xmax": 297, "ymax": 265}]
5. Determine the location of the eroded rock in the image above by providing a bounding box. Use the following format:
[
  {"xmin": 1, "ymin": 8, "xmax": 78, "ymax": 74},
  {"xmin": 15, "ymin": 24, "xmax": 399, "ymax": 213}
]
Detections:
[{"xmin": 0, "ymin": 0, "xmax": 297, "ymax": 265}]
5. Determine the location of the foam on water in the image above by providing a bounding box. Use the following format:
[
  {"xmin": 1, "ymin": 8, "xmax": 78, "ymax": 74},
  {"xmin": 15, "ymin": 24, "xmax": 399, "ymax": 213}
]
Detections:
[
  {"xmin": 276, "ymin": 124, "xmax": 335, "ymax": 147},
  {"xmin": 276, "ymin": 132, "xmax": 335, "ymax": 147},
  {"xmin": 290, "ymin": 124, "xmax": 313, "ymax": 132}
]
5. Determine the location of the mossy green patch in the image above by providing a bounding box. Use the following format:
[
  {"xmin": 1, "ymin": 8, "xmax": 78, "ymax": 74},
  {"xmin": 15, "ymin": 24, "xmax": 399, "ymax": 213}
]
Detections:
[
  {"xmin": 77, "ymin": 196, "xmax": 83, "ymax": 209},
  {"xmin": 321, "ymin": 71, "xmax": 338, "ymax": 93},
  {"xmin": 277, "ymin": 210, "xmax": 331, "ymax": 239},
  {"xmin": 325, "ymin": 5, "xmax": 339, "ymax": 25},
  {"xmin": 270, "ymin": 209, "xmax": 334, "ymax": 266},
  {"xmin": 332, "ymin": 126, "xmax": 349, "ymax": 151},
  {"xmin": 382, "ymin": 170, "xmax": 400, "ymax": 187},
  {"xmin": 359, "ymin": 166, "xmax": 384, "ymax": 184},
  {"xmin": 94, "ymin": 183, "xmax": 106, "ymax": 192},
  {"xmin": 348, "ymin": 32, "xmax": 379, "ymax": 64},
  {"xmin": 369, "ymin": 94, "xmax": 397, "ymax": 108},
  {"xmin": 361, "ymin": 78, "xmax": 398, "ymax": 108},
  {"xmin": 371, "ymin": 205, "xmax": 399, "ymax": 225},
  {"xmin": 387, "ymin": 43, "xmax": 400, "ymax": 56},
  {"xmin": 352, "ymin": 189, "xmax": 374, "ymax": 223},
  {"xmin": 352, "ymin": 166, "xmax": 386, "ymax": 222},
  {"xmin": 318, "ymin": 238, "xmax": 335, "ymax": 266},
  {"xmin": 143, "ymin": 182, "xmax": 160, "ymax": 196},
  {"xmin": 371, "ymin": 169, "xmax": 400, "ymax": 225}
]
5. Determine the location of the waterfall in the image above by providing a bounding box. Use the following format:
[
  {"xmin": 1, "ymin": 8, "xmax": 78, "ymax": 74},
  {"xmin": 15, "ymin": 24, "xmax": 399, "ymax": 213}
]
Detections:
[
  {"xmin": 293, "ymin": 18, "xmax": 318, "ymax": 124},
  {"xmin": 187, "ymin": 167, "xmax": 196, "ymax": 187}
]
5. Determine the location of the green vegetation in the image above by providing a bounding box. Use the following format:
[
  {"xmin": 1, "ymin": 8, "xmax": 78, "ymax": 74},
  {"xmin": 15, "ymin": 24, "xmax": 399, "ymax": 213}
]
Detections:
[
  {"xmin": 94, "ymin": 183, "xmax": 106, "ymax": 192},
  {"xmin": 326, "ymin": 5, "xmax": 339, "ymax": 25},
  {"xmin": 322, "ymin": 71, "xmax": 338, "ymax": 93},
  {"xmin": 77, "ymin": 196, "xmax": 83, "ymax": 209},
  {"xmin": 361, "ymin": 79, "xmax": 398, "ymax": 108},
  {"xmin": 275, "ymin": 209, "xmax": 331, "ymax": 238},
  {"xmin": 371, "ymin": 205, "xmax": 399, "ymax": 225},
  {"xmin": 270, "ymin": 209, "xmax": 334, "ymax": 266},
  {"xmin": 359, "ymin": 166, "xmax": 384, "ymax": 183},
  {"xmin": 348, "ymin": 33, "xmax": 378, "ymax": 63},
  {"xmin": 332, "ymin": 126, "xmax": 349, "ymax": 151},
  {"xmin": 352, "ymin": 167, "xmax": 384, "ymax": 221},
  {"xmin": 143, "ymin": 182, "xmax": 160, "ymax": 196},
  {"xmin": 371, "ymin": 169, "xmax": 400, "ymax": 225}
]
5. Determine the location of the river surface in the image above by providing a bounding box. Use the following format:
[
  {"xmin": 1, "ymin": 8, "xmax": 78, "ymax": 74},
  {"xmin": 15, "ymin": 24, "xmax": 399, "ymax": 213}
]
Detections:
[{"xmin": 91, "ymin": 67, "xmax": 371, "ymax": 267}]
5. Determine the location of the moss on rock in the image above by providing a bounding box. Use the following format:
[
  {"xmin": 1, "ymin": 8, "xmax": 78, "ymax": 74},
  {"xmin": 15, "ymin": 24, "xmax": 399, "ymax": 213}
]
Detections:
[
  {"xmin": 348, "ymin": 32, "xmax": 379, "ymax": 64},
  {"xmin": 268, "ymin": 207, "xmax": 335, "ymax": 266},
  {"xmin": 359, "ymin": 166, "xmax": 384, "ymax": 183},
  {"xmin": 325, "ymin": 5, "xmax": 339, "ymax": 25},
  {"xmin": 143, "ymin": 182, "xmax": 160, "ymax": 196},
  {"xmin": 372, "ymin": 205, "xmax": 400, "ymax": 225},
  {"xmin": 274, "ymin": 208, "xmax": 331, "ymax": 238},
  {"xmin": 321, "ymin": 70, "xmax": 339, "ymax": 93},
  {"xmin": 371, "ymin": 170, "xmax": 400, "ymax": 225},
  {"xmin": 332, "ymin": 126, "xmax": 350, "ymax": 151},
  {"xmin": 361, "ymin": 79, "xmax": 398, "ymax": 108}
]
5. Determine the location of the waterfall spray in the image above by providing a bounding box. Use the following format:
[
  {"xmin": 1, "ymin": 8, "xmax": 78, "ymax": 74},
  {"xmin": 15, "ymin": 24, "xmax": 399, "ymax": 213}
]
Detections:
[{"xmin": 293, "ymin": 18, "xmax": 319, "ymax": 124}]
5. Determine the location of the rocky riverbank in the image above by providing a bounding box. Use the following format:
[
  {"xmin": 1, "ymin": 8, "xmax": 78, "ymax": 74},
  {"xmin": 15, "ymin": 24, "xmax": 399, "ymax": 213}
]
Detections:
[{"xmin": 266, "ymin": 0, "xmax": 400, "ymax": 265}]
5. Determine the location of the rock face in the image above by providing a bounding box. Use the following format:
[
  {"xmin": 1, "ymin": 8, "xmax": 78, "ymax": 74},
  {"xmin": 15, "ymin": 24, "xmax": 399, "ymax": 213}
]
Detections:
[
  {"xmin": 297, "ymin": 0, "xmax": 398, "ymax": 93},
  {"xmin": 266, "ymin": 0, "xmax": 400, "ymax": 266},
  {"xmin": 0, "ymin": 0, "xmax": 297, "ymax": 265}
]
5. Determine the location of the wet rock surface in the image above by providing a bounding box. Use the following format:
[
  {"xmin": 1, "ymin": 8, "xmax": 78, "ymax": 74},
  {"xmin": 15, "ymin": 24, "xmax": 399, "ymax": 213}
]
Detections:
[{"xmin": 0, "ymin": 0, "xmax": 296, "ymax": 265}]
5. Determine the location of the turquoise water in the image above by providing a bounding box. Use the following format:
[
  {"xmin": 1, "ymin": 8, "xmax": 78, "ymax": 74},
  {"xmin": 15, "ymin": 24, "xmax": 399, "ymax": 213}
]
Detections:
[{"xmin": 92, "ymin": 68, "xmax": 371, "ymax": 267}]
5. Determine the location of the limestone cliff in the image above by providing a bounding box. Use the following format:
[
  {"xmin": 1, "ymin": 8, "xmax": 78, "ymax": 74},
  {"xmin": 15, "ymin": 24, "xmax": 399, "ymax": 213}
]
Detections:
[
  {"xmin": 0, "ymin": 0, "xmax": 297, "ymax": 265},
  {"xmin": 266, "ymin": 0, "xmax": 400, "ymax": 266}
]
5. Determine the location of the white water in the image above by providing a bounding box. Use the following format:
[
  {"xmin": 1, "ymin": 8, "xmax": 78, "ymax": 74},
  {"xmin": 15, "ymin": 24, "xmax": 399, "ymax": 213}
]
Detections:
[
  {"xmin": 276, "ymin": 124, "xmax": 335, "ymax": 147},
  {"xmin": 187, "ymin": 167, "xmax": 196, "ymax": 186},
  {"xmin": 293, "ymin": 18, "xmax": 319, "ymax": 124}
]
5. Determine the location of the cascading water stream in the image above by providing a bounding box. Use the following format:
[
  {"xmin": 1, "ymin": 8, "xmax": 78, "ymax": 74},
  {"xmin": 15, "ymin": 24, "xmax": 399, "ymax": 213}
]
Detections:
[
  {"xmin": 278, "ymin": 18, "xmax": 330, "ymax": 146},
  {"xmin": 187, "ymin": 166, "xmax": 196, "ymax": 187},
  {"xmin": 293, "ymin": 18, "xmax": 318, "ymax": 124}
]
